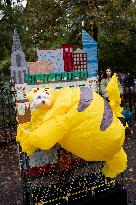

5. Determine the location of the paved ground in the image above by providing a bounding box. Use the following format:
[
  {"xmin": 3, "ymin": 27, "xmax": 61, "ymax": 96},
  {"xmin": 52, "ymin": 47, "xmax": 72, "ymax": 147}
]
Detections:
[
  {"xmin": 123, "ymin": 128, "xmax": 136, "ymax": 205},
  {"xmin": 0, "ymin": 143, "xmax": 23, "ymax": 205},
  {"xmin": 0, "ymin": 128, "xmax": 136, "ymax": 205}
]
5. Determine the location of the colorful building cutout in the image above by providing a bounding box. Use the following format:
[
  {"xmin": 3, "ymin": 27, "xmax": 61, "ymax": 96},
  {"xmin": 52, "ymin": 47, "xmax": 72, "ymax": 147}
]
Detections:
[{"xmin": 82, "ymin": 29, "xmax": 98, "ymax": 77}]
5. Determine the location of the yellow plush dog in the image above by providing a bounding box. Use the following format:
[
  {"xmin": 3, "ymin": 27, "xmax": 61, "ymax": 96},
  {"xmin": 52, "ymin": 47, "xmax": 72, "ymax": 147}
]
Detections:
[{"xmin": 16, "ymin": 74, "xmax": 127, "ymax": 178}]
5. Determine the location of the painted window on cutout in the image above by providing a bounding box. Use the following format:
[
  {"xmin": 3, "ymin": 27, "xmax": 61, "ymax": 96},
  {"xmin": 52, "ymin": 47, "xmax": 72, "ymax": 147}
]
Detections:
[{"xmin": 16, "ymin": 54, "xmax": 21, "ymax": 67}]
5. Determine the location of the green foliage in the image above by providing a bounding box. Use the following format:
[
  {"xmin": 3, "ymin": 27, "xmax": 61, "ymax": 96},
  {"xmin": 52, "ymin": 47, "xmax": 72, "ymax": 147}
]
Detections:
[
  {"xmin": 98, "ymin": 0, "xmax": 136, "ymax": 73},
  {"xmin": 0, "ymin": 0, "xmax": 136, "ymax": 74},
  {"xmin": 0, "ymin": 58, "xmax": 11, "ymax": 70}
]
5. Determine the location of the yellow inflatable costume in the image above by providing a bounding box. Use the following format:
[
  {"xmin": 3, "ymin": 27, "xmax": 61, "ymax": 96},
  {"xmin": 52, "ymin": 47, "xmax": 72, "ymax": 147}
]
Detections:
[{"xmin": 17, "ymin": 74, "xmax": 127, "ymax": 178}]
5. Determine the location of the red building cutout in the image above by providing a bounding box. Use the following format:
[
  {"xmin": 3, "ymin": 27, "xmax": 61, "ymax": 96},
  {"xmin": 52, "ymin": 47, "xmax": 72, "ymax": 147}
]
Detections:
[{"xmin": 60, "ymin": 44, "xmax": 74, "ymax": 72}]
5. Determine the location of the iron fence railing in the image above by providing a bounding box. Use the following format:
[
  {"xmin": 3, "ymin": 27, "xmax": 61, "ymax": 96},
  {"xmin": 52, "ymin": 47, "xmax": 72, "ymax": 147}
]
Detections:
[
  {"xmin": 0, "ymin": 74, "xmax": 135, "ymax": 146},
  {"xmin": 0, "ymin": 77, "xmax": 131, "ymax": 204},
  {"xmin": 98, "ymin": 74, "xmax": 136, "ymax": 122},
  {"xmin": 0, "ymin": 81, "xmax": 17, "ymax": 146},
  {"xmin": 121, "ymin": 75, "xmax": 136, "ymax": 120}
]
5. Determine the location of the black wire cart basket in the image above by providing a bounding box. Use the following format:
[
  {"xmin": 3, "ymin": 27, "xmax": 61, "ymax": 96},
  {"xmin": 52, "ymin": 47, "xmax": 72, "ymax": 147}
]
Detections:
[{"xmin": 18, "ymin": 144, "xmax": 127, "ymax": 205}]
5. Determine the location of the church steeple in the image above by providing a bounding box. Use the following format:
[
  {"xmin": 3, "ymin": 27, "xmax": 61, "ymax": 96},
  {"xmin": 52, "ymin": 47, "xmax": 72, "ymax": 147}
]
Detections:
[
  {"xmin": 10, "ymin": 29, "xmax": 28, "ymax": 84},
  {"xmin": 12, "ymin": 29, "xmax": 23, "ymax": 52}
]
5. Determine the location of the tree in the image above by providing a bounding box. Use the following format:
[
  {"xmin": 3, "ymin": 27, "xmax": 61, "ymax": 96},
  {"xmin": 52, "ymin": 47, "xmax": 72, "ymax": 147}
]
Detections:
[
  {"xmin": 0, "ymin": 0, "xmax": 136, "ymax": 74},
  {"xmin": 98, "ymin": 0, "xmax": 136, "ymax": 73},
  {"xmin": 0, "ymin": 0, "xmax": 30, "ymax": 75}
]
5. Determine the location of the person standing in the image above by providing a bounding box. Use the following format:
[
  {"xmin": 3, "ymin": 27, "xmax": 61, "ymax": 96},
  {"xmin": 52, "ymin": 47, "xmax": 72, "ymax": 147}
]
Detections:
[
  {"xmin": 100, "ymin": 67, "xmax": 134, "ymax": 134},
  {"xmin": 100, "ymin": 67, "xmax": 123, "ymax": 100}
]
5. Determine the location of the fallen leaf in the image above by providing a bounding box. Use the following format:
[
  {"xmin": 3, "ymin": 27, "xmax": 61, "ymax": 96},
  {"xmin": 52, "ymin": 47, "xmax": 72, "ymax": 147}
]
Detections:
[{"xmin": 128, "ymin": 168, "xmax": 133, "ymax": 172}]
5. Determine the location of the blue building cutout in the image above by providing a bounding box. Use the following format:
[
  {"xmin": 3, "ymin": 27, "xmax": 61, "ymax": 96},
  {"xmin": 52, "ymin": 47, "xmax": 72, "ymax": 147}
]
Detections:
[{"xmin": 82, "ymin": 29, "xmax": 98, "ymax": 78}]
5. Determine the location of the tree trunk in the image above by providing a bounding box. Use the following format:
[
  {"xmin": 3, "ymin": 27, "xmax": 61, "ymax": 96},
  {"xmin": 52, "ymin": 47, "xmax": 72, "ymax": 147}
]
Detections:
[
  {"xmin": 93, "ymin": 20, "xmax": 98, "ymax": 42},
  {"xmin": 6, "ymin": 0, "xmax": 12, "ymax": 6}
]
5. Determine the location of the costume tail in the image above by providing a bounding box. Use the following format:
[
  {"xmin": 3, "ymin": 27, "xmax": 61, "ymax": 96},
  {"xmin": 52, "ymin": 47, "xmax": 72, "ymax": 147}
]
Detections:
[{"xmin": 106, "ymin": 73, "xmax": 123, "ymax": 117}]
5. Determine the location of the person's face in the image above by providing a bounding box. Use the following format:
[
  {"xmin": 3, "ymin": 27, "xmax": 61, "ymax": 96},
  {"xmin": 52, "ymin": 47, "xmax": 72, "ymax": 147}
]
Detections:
[{"xmin": 106, "ymin": 69, "xmax": 112, "ymax": 78}]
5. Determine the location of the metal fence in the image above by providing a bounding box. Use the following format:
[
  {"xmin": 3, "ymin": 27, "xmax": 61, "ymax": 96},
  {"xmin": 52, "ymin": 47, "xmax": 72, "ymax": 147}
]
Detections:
[
  {"xmin": 0, "ymin": 74, "xmax": 135, "ymax": 146},
  {"xmin": 121, "ymin": 74, "xmax": 136, "ymax": 120},
  {"xmin": 98, "ymin": 73, "xmax": 136, "ymax": 123},
  {"xmin": 0, "ymin": 81, "xmax": 17, "ymax": 146},
  {"xmin": 0, "ymin": 77, "xmax": 132, "ymax": 204}
]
